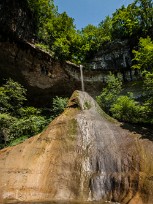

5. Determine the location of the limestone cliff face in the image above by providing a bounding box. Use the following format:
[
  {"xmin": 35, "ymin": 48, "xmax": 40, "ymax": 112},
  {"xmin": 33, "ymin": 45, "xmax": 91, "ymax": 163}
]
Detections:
[
  {"xmin": 0, "ymin": 38, "xmax": 109, "ymax": 105},
  {"xmin": 0, "ymin": 39, "xmax": 79, "ymax": 105},
  {"xmin": 0, "ymin": 38, "xmax": 141, "ymax": 105},
  {"xmin": 0, "ymin": 91, "xmax": 153, "ymax": 204},
  {"xmin": 87, "ymin": 40, "xmax": 140, "ymax": 82}
]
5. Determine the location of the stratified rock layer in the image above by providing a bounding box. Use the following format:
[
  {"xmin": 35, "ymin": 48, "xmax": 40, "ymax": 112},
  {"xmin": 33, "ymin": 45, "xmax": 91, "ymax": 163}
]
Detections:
[{"xmin": 0, "ymin": 91, "xmax": 153, "ymax": 204}]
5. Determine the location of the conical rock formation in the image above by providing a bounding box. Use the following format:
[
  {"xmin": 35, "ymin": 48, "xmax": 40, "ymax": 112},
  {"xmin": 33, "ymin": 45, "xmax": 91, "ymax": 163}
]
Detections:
[{"xmin": 0, "ymin": 91, "xmax": 153, "ymax": 204}]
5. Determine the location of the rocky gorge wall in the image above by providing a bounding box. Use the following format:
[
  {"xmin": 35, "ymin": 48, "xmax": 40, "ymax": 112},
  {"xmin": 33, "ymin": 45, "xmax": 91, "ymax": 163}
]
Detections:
[
  {"xmin": 0, "ymin": 37, "xmax": 141, "ymax": 105},
  {"xmin": 0, "ymin": 0, "xmax": 141, "ymax": 105},
  {"xmin": 87, "ymin": 39, "xmax": 141, "ymax": 81},
  {"xmin": 0, "ymin": 37, "xmax": 107, "ymax": 105}
]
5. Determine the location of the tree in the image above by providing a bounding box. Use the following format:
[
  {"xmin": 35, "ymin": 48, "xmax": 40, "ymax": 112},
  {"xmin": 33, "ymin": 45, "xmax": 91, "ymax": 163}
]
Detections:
[
  {"xmin": 111, "ymin": 0, "xmax": 153, "ymax": 39},
  {"xmin": 143, "ymin": 72, "xmax": 153, "ymax": 123},
  {"xmin": 0, "ymin": 79, "xmax": 49, "ymax": 147},
  {"xmin": 132, "ymin": 37, "xmax": 153, "ymax": 123},
  {"xmin": 112, "ymin": 4, "xmax": 140, "ymax": 39},
  {"xmin": 51, "ymin": 12, "xmax": 77, "ymax": 60},
  {"xmin": 0, "ymin": 113, "xmax": 17, "ymax": 146},
  {"xmin": 0, "ymin": 79, "xmax": 27, "ymax": 115},
  {"xmin": 135, "ymin": 0, "xmax": 153, "ymax": 35},
  {"xmin": 52, "ymin": 96, "xmax": 68, "ymax": 117},
  {"xmin": 132, "ymin": 37, "xmax": 153, "ymax": 71},
  {"xmin": 96, "ymin": 73, "xmax": 122, "ymax": 112},
  {"xmin": 27, "ymin": 0, "xmax": 57, "ymax": 42},
  {"xmin": 97, "ymin": 16, "xmax": 112, "ymax": 43},
  {"xmin": 110, "ymin": 93, "xmax": 145, "ymax": 123}
]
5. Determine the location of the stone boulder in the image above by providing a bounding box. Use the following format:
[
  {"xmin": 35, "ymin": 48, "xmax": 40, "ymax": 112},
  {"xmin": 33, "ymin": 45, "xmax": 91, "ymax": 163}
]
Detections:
[{"xmin": 0, "ymin": 91, "xmax": 153, "ymax": 204}]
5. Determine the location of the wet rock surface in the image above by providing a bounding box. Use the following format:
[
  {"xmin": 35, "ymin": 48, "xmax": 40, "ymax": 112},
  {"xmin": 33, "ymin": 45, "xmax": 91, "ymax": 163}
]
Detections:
[{"xmin": 0, "ymin": 91, "xmax": 153, "ymax": 204}]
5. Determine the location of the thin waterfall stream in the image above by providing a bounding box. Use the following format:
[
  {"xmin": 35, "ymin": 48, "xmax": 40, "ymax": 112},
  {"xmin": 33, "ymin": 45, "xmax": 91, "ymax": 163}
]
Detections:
[{"xmin": 80, "ymin": 64, "xmax": 84, "ymax": 91}]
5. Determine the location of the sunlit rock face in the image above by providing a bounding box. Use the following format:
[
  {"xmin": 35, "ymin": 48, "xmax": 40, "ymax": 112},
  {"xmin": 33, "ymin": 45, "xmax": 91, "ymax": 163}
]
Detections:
[
  {"xmin": 87, "ymin": 40, "xmax": 141, "ymax": 82},
  {"xmin": 0, "ymin": 91, "xmax": 153, "ymax": 204}
]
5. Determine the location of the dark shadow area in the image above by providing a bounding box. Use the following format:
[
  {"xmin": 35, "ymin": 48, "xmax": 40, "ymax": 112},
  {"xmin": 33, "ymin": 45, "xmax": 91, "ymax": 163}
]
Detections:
[{"xmin": 121, "ymin": 122, "xmax": 153, "ymax": 141}]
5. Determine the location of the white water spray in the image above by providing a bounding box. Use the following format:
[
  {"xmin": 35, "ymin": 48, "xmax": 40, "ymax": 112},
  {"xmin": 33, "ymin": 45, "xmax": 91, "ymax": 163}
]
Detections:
[{"xmin": 80, "ymin": 65, "xmax": 84, "ymax": 91}]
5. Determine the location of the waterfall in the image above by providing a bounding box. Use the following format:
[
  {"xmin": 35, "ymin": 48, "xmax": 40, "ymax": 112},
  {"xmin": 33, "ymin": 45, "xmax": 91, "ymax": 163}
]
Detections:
[{"xmin": 80, "ymin": 65, "xmax": 84, "ymax": 91}]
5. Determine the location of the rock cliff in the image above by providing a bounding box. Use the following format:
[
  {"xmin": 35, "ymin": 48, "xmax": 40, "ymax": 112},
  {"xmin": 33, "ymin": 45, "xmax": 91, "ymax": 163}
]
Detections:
[
  {"xmin": 0, "ymin": 91, "xmax": 153, "ymax": 204},
  {"xmin": 87, "ymin": 40, "xmax": 141, "ymax": 82},
  {"xmin": 1, "ymin": 35, "xmax": 120, "ymax": 105},
  {"xmin": 0, "ymin": 0, "xmax": 142, "ymax": 105}
]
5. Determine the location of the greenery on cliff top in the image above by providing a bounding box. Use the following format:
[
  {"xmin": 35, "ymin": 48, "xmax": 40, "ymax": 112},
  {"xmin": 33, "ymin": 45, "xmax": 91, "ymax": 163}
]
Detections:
[{"xmin": 27, "ymin": 0, "xmax": 153, "ymax": 64}]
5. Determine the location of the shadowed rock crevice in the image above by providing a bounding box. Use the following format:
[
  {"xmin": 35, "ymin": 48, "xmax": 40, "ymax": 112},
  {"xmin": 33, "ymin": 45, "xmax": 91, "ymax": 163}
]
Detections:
[{"xmin": 0, "ymin": 91, "xmax": 153, "ymax": 204}]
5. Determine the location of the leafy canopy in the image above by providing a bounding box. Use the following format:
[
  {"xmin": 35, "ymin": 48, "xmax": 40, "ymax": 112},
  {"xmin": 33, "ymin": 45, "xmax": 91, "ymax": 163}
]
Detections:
[
  {"xmin": 132, "ymin": 37, "xmax": 153, "ymax": 71},
  {"xmin": 96, "ymin": 73, "xmax": 122, "ymax": 112}
]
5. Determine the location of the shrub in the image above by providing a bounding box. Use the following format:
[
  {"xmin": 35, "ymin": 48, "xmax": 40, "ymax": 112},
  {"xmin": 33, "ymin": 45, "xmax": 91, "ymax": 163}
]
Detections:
[
  {"xmin": 52, "ymin": 96, "xmax": 68, "ymax": 117},
  {"xmin": 110, "ymin": 93, "xmax": 146, "ymax": 123},
  {"xmin": 0, "ymin": 79, "xmax": 27, "ymax": 115},
  {"xmin": 10, "ymin": 115, "xmax": 47, "ymax": 139},
  {"xmin": 19, "ymin": 106, "xmax": 41, "ymax": 117},
  {"xmin": 0, "ymin": 113, "xmax": 17, "ymax": 144},
  {"xmin": 96, "ymin": 73, "xmax": 122, "ymax": 112},
  {"xmin": 0, "ymin": 79, "xmax": 50, "ymax": 148}
]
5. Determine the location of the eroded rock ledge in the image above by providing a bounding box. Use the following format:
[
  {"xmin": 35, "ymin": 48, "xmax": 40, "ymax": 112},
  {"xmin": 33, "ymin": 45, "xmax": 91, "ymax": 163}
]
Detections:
[
  {"xmin": 0, "ymin": 91, "xmax": 153, "ymax": 204},
  {"xmin": 0, "ymin": 35, "xmax": 111, "ymax": 105}
]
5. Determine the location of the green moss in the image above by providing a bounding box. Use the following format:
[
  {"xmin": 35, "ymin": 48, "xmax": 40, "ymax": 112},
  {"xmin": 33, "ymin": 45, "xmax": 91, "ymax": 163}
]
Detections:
[
  {"xmin": 83, "ymin": 101, "xmax": 91, "ymax": 110},
  {"xmin": 9, "ymin": 136, "xmax": 28, "ymax": 146},
  {"xmin": 97, "ymin": 106, "xmax": 117, "ymax": 123},
  {"xmin": 68, "ymin": 118, "xmax": 77, "ymax": 140}
]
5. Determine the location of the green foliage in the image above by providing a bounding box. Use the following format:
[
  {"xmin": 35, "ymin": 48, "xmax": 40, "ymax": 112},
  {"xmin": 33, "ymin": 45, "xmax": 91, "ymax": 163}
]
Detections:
[
  {"xmin": 26, "ymin": 0, "xmax": 153, "ymax": 63},
  {"xmin": 9, "ymin": 136, "xmax": 28, "ymax": 147},
  {"xmin": 110, "ymin": 93, "xmax": 146, "ymax": 123},
  {"xmin": 112, "ymin": 4, "xmax": 140, "ymax": 38},
  {"xmin": 96, "ymin": 74, "xmax": 122, "ymax": 112},
  {"xmin": 136, "ymin": 0, "xmax": 153, "ymax": 35},
  {"xmin": 143, "ymin": 72, "xmax": 153, "ymax": 123},
  {"xmin": 27, "ymin": 0, "xmax": 57, "ymax": 36},
  {"xmin": 132, "ymin": 37, "xmax": 153, "ymax": 123},
  {"xmin": 144, "ymin": 72, "xmax": 153, "ymax": 97},
  {"xmin": 0, "ymin": 79, "xmax": 70, "ymax": 149},
  {"xmin": 96, "ymin": 74, "xmax": 152, "ymax": 124},
  {"xmin": 27, "ymin": 0, "xmax": 112, "ymax": 63},
  {"xmin": 35, "ymin": 43, "xmax": 53, "ymax": 55},
  {"xmin": 28, "ymin": 0, "xmax": 78, "ymax": 61},
  {"xmin": 0, "ymin": 113, "xmax": 17, "ymax": 144},
  {"xmin": 52, "ymin": 96, "xmax": 68, "ymax": 117},
  {"xmin": 0, "ymin": 79, "xmax": 49, "ymax": 148},
  {"xmin": 0, "ymin": 79, "xmax": 27, "ymax": 115},
  {"xmin": 18, "ymin": 106, "xmax": 41, "ymax": 117},
  {"xmin": 132, "ymin": 37, "xmax": 153, "ymax": 71},
  {"xmin": 83, "ymin": 101, "xmax": 91, "ymax": 110},
  {"xmin": 10, "ymin": 115, "xmax": 47, "ymax": 139},
  {"xmin": 112, "ymin": 0, "xmax": 153, "ymax": 39},
  {"xmin": 78, "ymin": 17, "xmax": 112, "ymax": 62}
]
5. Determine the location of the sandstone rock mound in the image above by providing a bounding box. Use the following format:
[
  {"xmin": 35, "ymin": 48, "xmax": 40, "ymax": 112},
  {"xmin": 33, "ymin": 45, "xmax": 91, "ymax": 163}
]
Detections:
[{"xmin": 0, "ymin": 91, "xmax": 153, "ymax": 204}]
